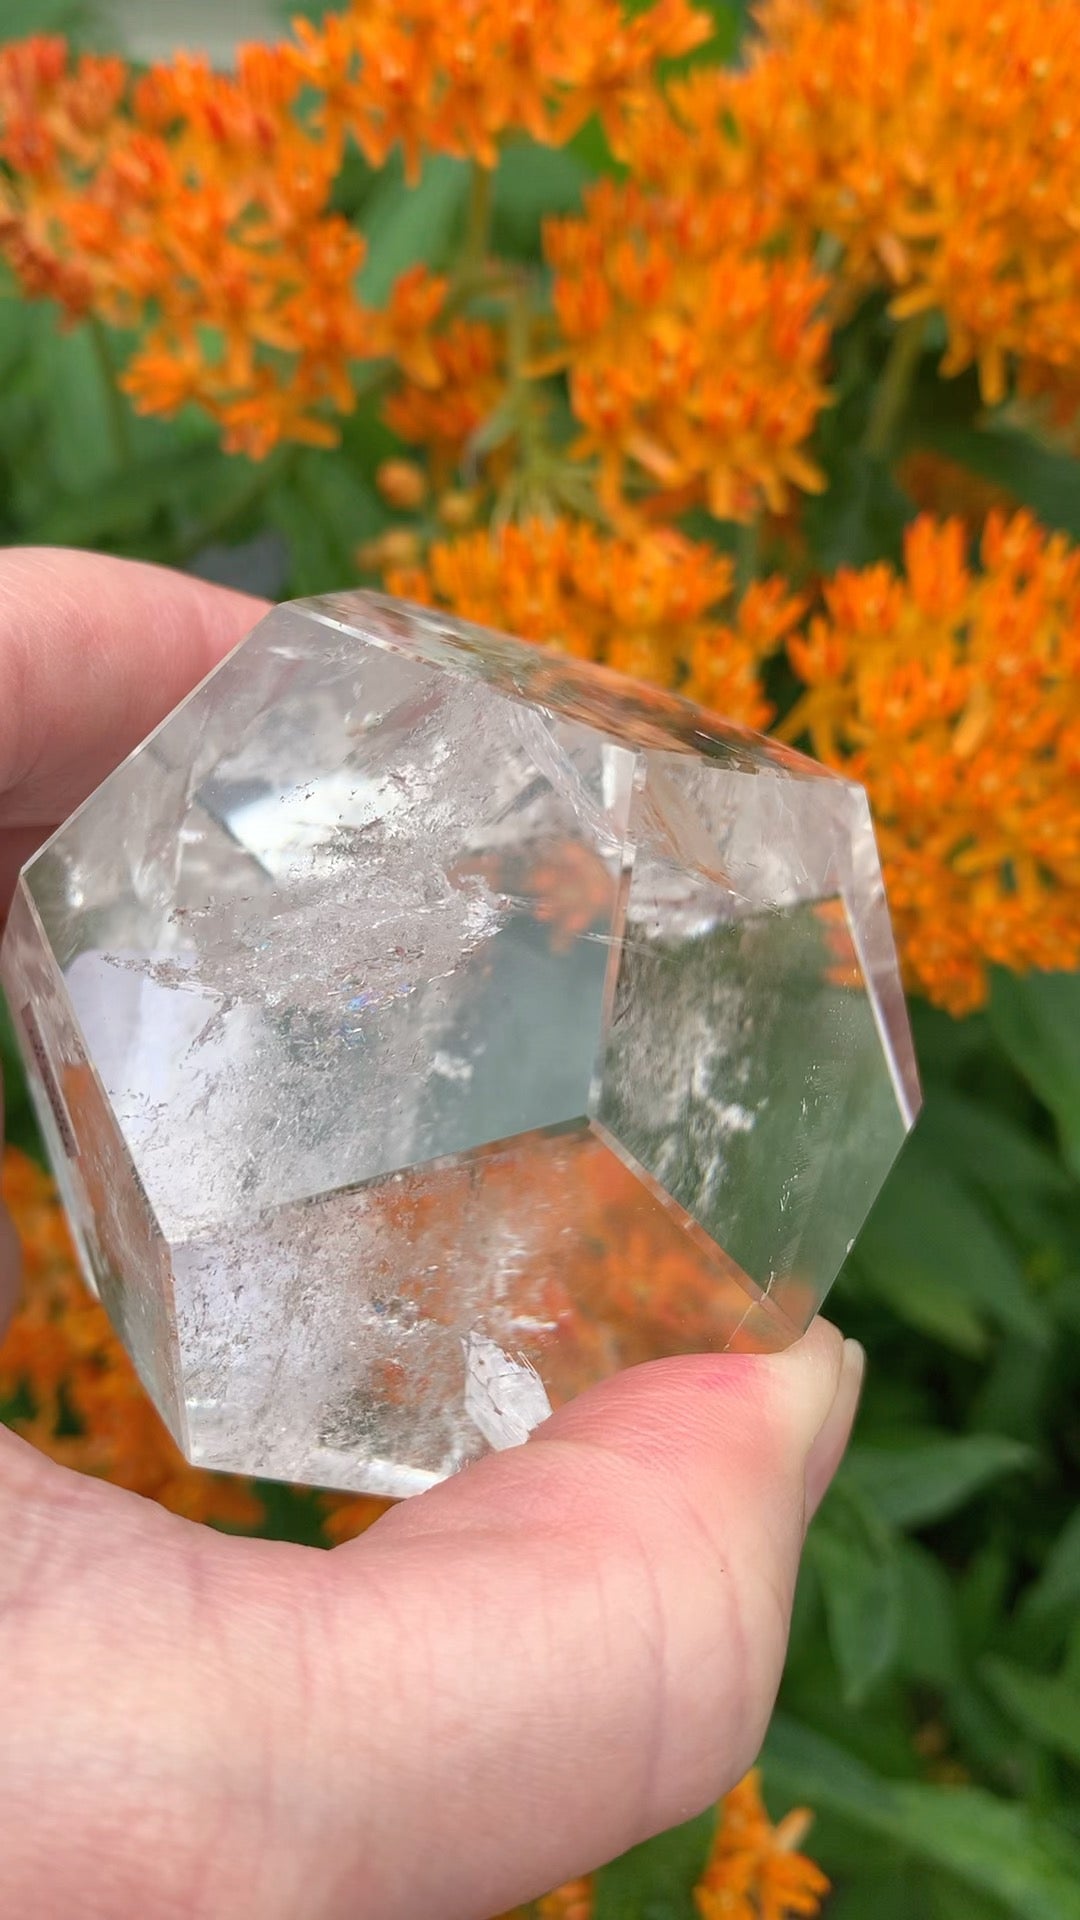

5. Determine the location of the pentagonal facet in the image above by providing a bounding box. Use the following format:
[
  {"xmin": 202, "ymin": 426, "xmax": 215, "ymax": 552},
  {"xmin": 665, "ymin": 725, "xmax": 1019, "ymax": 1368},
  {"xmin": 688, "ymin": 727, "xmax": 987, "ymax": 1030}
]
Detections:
[{"xmin": 1, "ymin": 593, "xmax": 919, "ymax": 1495}]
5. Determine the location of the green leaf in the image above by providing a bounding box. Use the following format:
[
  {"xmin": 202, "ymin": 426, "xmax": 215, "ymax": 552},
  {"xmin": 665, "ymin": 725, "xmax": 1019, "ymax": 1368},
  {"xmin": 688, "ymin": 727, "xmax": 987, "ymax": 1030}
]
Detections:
[
  {"xmin": 806, "ymin": 1481, "xmax": 902, "ymax": 1702},
  {"xmin": 828, "ymin": 1869, "xmax": 1013, "ymax": 1920},
  {"xmin": 358, "ymin": 155, "xmax": 472, "ymax": 305},
  {"xmin": 909, "ymin": 998, "xmax": 994, "ymax": 1082},
  {"xmin": 1021, "ymin": 1507, "xmax": 1080, "ymax": 1632},
  {"xmin": 0, "ymin": 990, "xmax": 44, "ymax": 1164},
  {"xmin": 804, "ymin": 448, "xmax": 916, "ymax": 571},
  {"xmin": 913, "ymin": 1089, "xmax": 1072, "ymax": 1206},
  {"xmin": 983, "ymin": 1658, "xmax": 1080, "ymax": 1770},
  {"xmin": 956, "ymin": 1544, "xmax": 1013, "ymax": 1652},
  {"xmin": 988, "ymin": 971, "xmax": 1080, "ymax": 1181},
  {"xmin": 894, "ymin": 1540, "xmax": 962, "ymax": 1687},
  {"xmin": 493, "ymin": 141, "xmax": 590, "ymax": 256},
  {"xmin": 26, "ymin": 443, "xmax": 250, "ymax": 549},
  {"xmin": 292, "ymin": 451, "xmax": 384, "ymax": 564},
  {"xmin": 840, "ymin": 1434, "xmax": 1034, "ymax": 1530},
  {"xmin": 265, "ymin": 472, "xmax": 353, "ymax": 591},
  {"xmin": 35, "ymin": 322, "xmax": 125, "ymax": 493},
  {"xmin": 846, "ymin": 1247, "xmax": 989, "ymax": 1355},
  {"xmin": 2, "ymin": 0, "xmax": 100, "ymax": 39},
  {"xmin": 909, "ymin": 421, "xmax": 1080, "ymax": 541},
  {"xmin": 926, "ymin": 1880, "xmax": 1018, "ymax": 1920},
  {"xmin": 593, "ymin": 1809, "xmax": 716, "ymax": 1920},
  {"xmin": 856, "ymin": 1134, "xmax": 1051, "ymax": 1349},
  {"xmin": 765, "ymin": 1716, "xmax": 1080, "ymax": 1920}
]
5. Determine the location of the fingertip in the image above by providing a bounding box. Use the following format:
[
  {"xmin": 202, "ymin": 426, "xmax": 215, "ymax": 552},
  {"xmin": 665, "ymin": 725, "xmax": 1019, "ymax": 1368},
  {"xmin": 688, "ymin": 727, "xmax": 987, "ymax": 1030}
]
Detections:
[
  {"xmin": 804, "ymin": 1336, "xmax": 866, "ymax": 1519},
  {"xmin": 748, "ymin": 1313, "xmax": 848, "ymax": 1451}
]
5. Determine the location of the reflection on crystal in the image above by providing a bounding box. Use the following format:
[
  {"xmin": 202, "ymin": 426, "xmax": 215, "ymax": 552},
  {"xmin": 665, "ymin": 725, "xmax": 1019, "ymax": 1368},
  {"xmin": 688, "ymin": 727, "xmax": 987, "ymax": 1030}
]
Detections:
[{"xmin": 0, "ymin": 592, "xmax": 919, "ymax": 1496}]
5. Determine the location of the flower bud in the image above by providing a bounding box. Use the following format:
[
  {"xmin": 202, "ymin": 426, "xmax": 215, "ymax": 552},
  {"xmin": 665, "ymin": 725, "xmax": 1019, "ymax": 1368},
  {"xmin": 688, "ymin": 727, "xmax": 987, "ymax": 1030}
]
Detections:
[{"xmin": 376, "ymin": 459, "xmax": 427, "ymax": 511}]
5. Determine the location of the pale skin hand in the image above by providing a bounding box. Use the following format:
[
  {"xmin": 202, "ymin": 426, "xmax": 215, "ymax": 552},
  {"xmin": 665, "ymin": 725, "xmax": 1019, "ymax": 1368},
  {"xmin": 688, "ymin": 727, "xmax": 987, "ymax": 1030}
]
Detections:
[{"xmin": 0, "ymin": 549, "xmax": 865, "ymax": 1920}]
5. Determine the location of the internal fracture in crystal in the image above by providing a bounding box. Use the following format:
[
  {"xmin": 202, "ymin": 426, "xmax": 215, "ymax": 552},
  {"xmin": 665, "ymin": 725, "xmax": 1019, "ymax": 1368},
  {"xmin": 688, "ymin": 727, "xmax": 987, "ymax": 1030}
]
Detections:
[{"xmin": 0, "ymin": 593, "xmax": 919, "ymax": 1496}]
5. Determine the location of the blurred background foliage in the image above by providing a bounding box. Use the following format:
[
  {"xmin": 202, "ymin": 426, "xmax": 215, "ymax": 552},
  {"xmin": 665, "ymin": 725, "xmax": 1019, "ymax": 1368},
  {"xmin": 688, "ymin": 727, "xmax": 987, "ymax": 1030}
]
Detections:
[{"xmin": 1, "ymin": 1, "xmax": 1080, "ymax": 1917}]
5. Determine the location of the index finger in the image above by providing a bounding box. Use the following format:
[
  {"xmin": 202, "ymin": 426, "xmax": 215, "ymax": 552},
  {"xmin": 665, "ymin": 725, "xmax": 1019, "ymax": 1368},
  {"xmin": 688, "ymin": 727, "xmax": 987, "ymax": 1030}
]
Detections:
[{"xmin": 0, "ymin": 547, "xmax": 266, "ymax": 913}]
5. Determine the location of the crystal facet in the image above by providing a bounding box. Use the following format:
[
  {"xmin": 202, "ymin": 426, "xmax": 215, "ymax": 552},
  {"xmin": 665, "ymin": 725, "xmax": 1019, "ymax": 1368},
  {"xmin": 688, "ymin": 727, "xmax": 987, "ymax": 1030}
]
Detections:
[{"xmin": 0, "ymin": 593, "xmax": 919, "ymax": 1496}]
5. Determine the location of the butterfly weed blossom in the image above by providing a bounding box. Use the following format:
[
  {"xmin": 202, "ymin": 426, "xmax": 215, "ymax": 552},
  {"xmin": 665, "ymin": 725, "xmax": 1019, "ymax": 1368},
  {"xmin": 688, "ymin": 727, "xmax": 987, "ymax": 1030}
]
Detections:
[
  {"xmin": 782, "ymin": 511, "xmax": 1080, "ymax": 1012},
  {"xmin": 387, "ymin": 515, "xmax": 802, "ymax": 723},
  {"xmin": 541, "ymin": 178, "xmax": 831, "ymax": 523},
  {"xmin": 710, "ymin": 0, "xmax": 1080, "ymax": 410}
]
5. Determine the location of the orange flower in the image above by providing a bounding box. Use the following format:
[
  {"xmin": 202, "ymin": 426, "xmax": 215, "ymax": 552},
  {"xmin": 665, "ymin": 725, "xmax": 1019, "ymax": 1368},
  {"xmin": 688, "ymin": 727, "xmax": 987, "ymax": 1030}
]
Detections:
[
  {"xmin": 386, "ymin": 515, "xmax": 794, "ymax": 726},
  {"xmin": 372, "ymin": 263, "xmax": 450, "ymax": 388},
  {"xmin": 538, "ymin": 1879, "xmax": 595, "ymax": 1919},
  {"xmin": 543, "ymin": 180, "xmax": 830, "ymax": 524},
  {"xmin": 672, "ymin": 0, "xmax": 1080, "ymax": 411},
  {"xmin": 783, "ymin": 511, "xmax": 1080, "ymax": 1011},
  {"xmin": 383, "ymin": 318, "xmax": 506, "ymax": 482},
  {"xmin": 695, "ymin": 1771, "xmax": 830, "ymax": 1920},
  {"xmin": 0, "ymin": 36, "xmax": 373, "ymax": 454},
  {"xmin": 291, "ymin": 0, "xmax": 710, "ymax": 183},
  {"xmin": 319, "ymin": 1492, "xmax": 392, "ymax": 1544}
]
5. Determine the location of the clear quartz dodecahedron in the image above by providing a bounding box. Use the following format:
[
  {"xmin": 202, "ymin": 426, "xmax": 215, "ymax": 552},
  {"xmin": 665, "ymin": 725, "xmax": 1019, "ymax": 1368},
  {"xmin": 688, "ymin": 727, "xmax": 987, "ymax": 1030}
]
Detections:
[{"xmin": 1, "ymin": 594, "xmax": 919, "ymax": 1496}]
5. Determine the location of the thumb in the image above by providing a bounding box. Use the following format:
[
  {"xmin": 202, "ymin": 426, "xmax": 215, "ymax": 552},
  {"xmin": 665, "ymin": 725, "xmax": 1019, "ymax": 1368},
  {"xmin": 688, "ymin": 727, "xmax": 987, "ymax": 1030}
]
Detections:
[{"xmin": 298, "ymin": 1317, "xmax": 865, "ymax": 1919}]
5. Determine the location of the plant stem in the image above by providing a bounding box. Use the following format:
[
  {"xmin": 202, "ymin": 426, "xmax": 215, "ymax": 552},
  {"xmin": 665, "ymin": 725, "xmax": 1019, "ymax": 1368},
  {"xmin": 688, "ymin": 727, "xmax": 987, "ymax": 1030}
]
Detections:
[
  {"xmin": 862, "ymin": 312, "xmax": 928, "ymax": 459},
  {"xmin": 461, "ymin": 160, "xmax": 495, "ymax": 279},
  {"xmin": 734, "ymin": 513, "xmax": 761, "ymax": 596},
  {"xmin": 88, "ymin": 315, "xmax": 133, "ymax": 469}
]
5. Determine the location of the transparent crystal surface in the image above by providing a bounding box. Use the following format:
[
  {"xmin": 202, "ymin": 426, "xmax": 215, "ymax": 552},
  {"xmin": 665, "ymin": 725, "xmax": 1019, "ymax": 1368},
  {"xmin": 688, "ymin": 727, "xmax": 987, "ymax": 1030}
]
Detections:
[{"xmin": 0, "ymin": 593, "xmax": 919, "ymax": 1496}]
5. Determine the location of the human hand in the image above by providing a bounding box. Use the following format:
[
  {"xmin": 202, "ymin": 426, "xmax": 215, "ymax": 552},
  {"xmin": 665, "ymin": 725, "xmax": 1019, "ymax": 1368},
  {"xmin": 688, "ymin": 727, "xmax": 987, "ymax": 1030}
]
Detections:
[{"xmin": 0, "ymin": 548, "xmax": 865, "ymax": 1920}]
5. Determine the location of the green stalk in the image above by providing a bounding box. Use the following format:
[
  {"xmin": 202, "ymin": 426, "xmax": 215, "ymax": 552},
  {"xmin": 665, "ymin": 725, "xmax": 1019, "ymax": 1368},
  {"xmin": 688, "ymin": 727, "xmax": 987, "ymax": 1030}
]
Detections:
[
  {"xmin": 461, "ymin": 160, "xmax": 495, "ymax": 280},
  {"xmin": 734, "ymin": 513, "xmax": 761, "ymax": 597},
  {"xmin": 88, "ymin": 314, "xmax": 133, "ymax": 469},
  {"xmin": 862, "ymin": 312, "xmax": 928, "ymax": 460}
]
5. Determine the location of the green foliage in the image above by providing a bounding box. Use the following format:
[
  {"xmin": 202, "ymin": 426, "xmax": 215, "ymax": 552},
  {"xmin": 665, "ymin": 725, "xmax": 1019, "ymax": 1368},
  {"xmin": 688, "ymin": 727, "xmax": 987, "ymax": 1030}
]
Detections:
[
  {"xmin": 765, "ymin": 1719, "xmax": 1080, "ymax": 1920},
  {"xmin": 357, "ymin": 154, "xmax": 473, "ymax": 302},
  {"xmin": 805, "ymin": 1480, "xmax": 903, "ymax": 1705},
  {"xmin": 592, "ymin": 1811, "xmax": 717, "ymax": 1920},
  {"xmin": 988, "ymin": 971, "xmax": 1080, "ymax": 1180}
]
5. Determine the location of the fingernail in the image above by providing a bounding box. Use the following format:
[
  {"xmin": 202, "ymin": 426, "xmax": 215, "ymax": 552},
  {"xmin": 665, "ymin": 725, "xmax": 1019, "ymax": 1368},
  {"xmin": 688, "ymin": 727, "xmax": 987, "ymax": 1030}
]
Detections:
[{"xmin": 804, "ymin": 1337, "xmax": 865, "ymax": 1521}]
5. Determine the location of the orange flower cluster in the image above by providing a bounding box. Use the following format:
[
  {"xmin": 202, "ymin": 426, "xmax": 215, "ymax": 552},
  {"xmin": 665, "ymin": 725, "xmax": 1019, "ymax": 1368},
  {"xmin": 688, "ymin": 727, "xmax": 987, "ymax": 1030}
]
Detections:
[
  {"xmin": 388, "ymin": 515, "xmax": 802, "ymax": 725},
  {"xmin": 0, "ymin": 0, "xmax": 708, "ymax": 455},
  {"xmin": 0, "ymin": 1147, "xmax": 264, "ymax": 1527},
  {"xmin": 0, "ymin": 35, "xmax": 374, "ymax": 456},
  {"xmin": 694, "ymin": 1770, "xmax": 830, "ymax": 1920},
  {"xmin": 673, "ymin": 0, "xmax": 1080, "ymax": 409},
  {"xmin": 784, "ymin": 511, "xmax": 1080, "ymax": 1012},
  {"xmin": 291, "ymin": 0, "xmax": 709, "ymax": 181},
  {"xmin": 542, "ymin": 180, "xmax": 830, "ymax": 523}
]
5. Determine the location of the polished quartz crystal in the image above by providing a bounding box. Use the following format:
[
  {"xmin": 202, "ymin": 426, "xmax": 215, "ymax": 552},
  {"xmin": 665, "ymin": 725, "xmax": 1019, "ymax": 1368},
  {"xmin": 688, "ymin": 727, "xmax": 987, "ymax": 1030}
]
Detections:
[{"xmin": 0, "ymin": 593, "xmax": 919, "ymax": 1496}]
